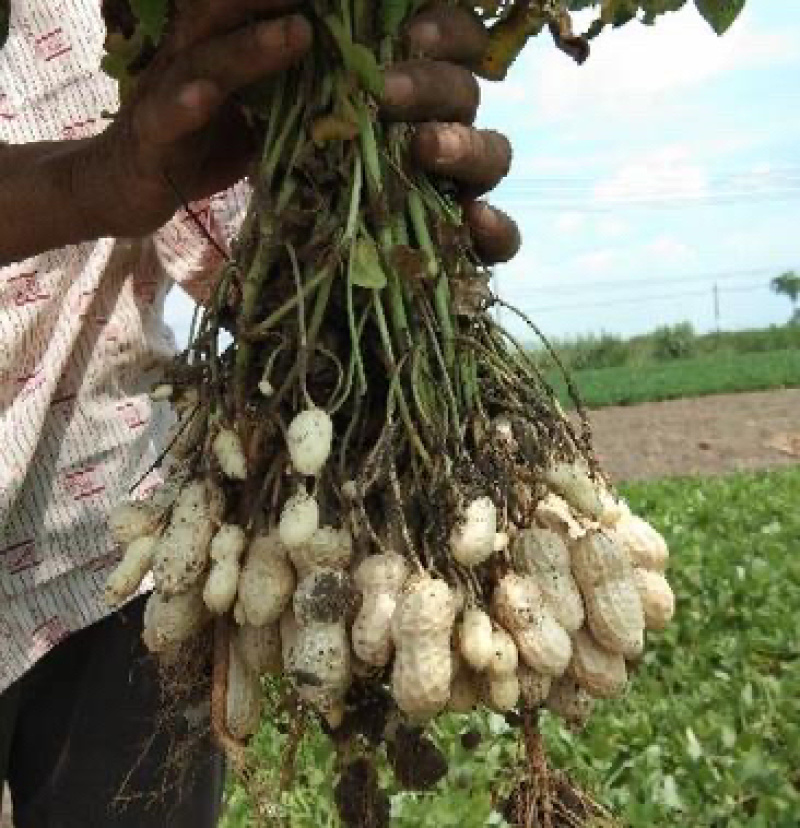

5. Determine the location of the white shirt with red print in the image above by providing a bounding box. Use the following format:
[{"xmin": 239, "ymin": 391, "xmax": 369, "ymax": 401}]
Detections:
[{"xmin": 0, "ymin": 0, "xmax": 245, "ymax": 693}]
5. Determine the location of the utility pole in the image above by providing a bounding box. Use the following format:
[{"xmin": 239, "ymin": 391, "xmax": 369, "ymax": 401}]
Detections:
[{"xmin": 713, "ymin": 282, "xmax": 721, "ymax": 333}]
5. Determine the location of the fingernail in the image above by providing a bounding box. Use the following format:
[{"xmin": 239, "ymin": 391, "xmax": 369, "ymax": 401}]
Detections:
[
  {"xmin": 436, "ymin": 129, "xmax": 463, "ymax": 163},
  {"xmin": 407, "ymin": 21, "xmax": 440, "ymax": 54},
  {"xmin": 383, "ymin": 71, "xmax": 415, "ymax": 107},
  {"xmin": 178, "ymin": 82, "xmax": 205, "ymax": 111}
]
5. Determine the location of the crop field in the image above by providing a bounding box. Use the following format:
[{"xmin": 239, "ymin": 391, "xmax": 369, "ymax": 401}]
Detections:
[
  {"xmin": 550, "ymin": 349, "xmax": 800, "ymax": 409},
  {"xmin": 221, "ymin": 466, "xmax": 800, "ymax": 828}
]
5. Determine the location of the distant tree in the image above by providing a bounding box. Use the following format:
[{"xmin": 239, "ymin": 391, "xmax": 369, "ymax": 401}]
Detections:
[{"xmin": 770, "ymin": 271, "xmax": 800, "ymax": 322}]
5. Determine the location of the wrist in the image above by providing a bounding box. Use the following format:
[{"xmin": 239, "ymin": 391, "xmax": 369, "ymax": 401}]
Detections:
[{"xmin": 61, "ymin": 131, "xmax": 171, "ymax": 240}]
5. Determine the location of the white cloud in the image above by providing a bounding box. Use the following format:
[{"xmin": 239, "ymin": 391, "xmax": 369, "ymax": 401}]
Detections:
[
  {"xmin": 645, "ymin": 236, "xmax": 697, "ymax": 265},
  {"xmin": 573, "ymin": 249, "xmax": 619, "ymax": 275},
  {"xmin": 594, "ymin": 145, "xmax": 709, "ymax": 204},
  {"xmin": 595, "ymin": 216, "xmax": 630, "ymax": 238},
  {"xmin": 521, "ymin": 5, "xmax": 798, "ymax": 122},
  {"xmin": 554, "ymin": 212, "xmax": 585, "ymax": 233}
]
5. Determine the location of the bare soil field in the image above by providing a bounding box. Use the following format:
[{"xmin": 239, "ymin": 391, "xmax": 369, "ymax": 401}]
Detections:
[{"xmin": 589, "ymin": 389, "xmax": 800, "ymax": 482}]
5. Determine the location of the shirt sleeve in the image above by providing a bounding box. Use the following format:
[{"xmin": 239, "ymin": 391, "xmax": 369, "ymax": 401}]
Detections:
[{"xmin": 152, "ymin": 180, "xmax": 250, "ymax": 305}]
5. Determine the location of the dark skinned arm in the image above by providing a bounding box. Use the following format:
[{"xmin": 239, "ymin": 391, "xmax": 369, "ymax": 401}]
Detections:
[{"xmin": 0, "ymin": 2, "xmax": 520, "ymax": 269}]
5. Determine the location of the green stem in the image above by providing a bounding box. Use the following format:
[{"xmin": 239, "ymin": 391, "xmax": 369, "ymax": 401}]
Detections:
[
  {"xmin": 347, "ymin": 238, "xmax": 368, "ymax": 396},
  {"xmin": 245, "ymin": 268, "xmax": 331, "ymax": 340},
  {"xmin": 358, "ymin": 103, "xmax": 383, "ymax": 198},
  {"xmin": 372, "ymin": 292, "xmax": 431, "ymax": 467}
]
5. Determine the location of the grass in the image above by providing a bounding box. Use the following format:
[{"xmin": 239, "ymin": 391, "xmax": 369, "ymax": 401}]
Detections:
[
  {"xmin": 222, "ymin": 466, "xmax": 800, "ymax": 827},
  {"xmin": 537, "ymin": 323, "xmax": 800, "ymax": 373},
  {"xmin": 549, "ymin": 348, "xmax": 800, "ymax": 409}
]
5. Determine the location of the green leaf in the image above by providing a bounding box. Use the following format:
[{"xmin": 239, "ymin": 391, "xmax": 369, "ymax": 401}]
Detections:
[
  {"xmin": 324, "ymin": 15, "xmax": 385, "ymax": 98},
  {"xmin": 350, "ymin": 237, "xmax": 387, "ymax": 289},
  {"xmin": 694, "ymin": 0, "xmax": 747, "ymax": 35},
  {"xmin": 130, "ymin": 0, "xmax": 169, "ymax": 43}
]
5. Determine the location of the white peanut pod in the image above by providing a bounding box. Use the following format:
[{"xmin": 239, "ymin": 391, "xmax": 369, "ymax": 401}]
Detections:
[
  {"xmin": 542, "ymin": 459, "xmax": 604, "ymax": 521},
  {"xmin": 488, "ymin": 672, "xmax": 520, "ymax": 712},
  {"xmin": 487, "ymin": 625, "xmax": 519, "ymax": 677},
  {"xmin": 105, "ymin": 535, "xmax": 157, "ymax": 607},
  {"xmin": 633, "ymin": 568, "xmax": 675, "ymax": 631},
  {"xmin": 514, "ymin": 527, "xmax": 585, "ymax": 633},
  {"xmin": 534, "ymin": 494, "xmax": 585, "ymax": 542},
  {"xmin": 450, "ymin": 496, "xmax": 497, "ymax": 567},
  {"xmin": 290, "ymin": 621, "xmax": 351, "ymax": 716},
  {"xmin": 391, "ymin": 577, "xmax": 456, "ymax": 719},
  {"xmin": 286, "ymin": 408, "xmax": 334, "ymax": 476},
  {"xmin": 492, "ymin": 573, "xmax": 572, "ymax": 677},
  {"xmin": 458, "ymin": 607, "xmax": 494, "ymax": 672},
  {"xmin": 238, "ymin": 532, "xmax": 296, "ymax": 627},
  {"xmin": 518, "ymin": 665, "xmax": 552, "ymax": 708},
  {"xmin": 289, "ymin": 526, "xmax": 353, "ymax": 579},
  {"xmin": 352, "ymin": 553, "xmax": 408, "ymax": 667},
  {"xmin": 598, "ymin": 489, "xmax": 629, "ymax": 528},
  {"xmin": 293, "ymin": 568, "xmax": 351, "ymax": 627},
  {"xmin": 278, "ymin": 490, "xmax": 320, "ymax": 549},
  {"xmin": 233, "ymin": 622, "xmax": 282, "ymax": 676},
  {"xmin": 213, "ymin": 428, "xmax": 248, "ymax": 481},
  {"xmin": 109, "ymin": 501, "xmax": 163, "ymax": 545},
  {"xmin": 570, "ymin": 628, "xmax": 628, "ymax": 699},
  {"xmin": 226, "ymin": 639, "xmax": 262, "ymax": 741},
  {"xmin": 203, "ymin": 524, "xmax": 247, "ymax": 615},
  {"xmin": 546, "ymin": 676, "xmax": 594, "ymax": 728},
  {"xmin": 393, "ymin": 638, "xmax": 453, "ymax": 720},
  {"xmin": 142, "ymin": 587, "xmax": 206, "ymax": 653},
  {"xmin": 571, "ymin": 530, "xmax": 645, "ymax": 659},
  {"xmin": 612, "ymin": 514, "xmax": 670, "ymax": 572},
  {"xmin": 152, "ymin": 480, "xmax": 215, "ymax": 597}
]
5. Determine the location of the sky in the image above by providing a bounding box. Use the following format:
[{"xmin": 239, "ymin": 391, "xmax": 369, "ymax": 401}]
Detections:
[{"xmin": 164, "ymin": 2, "xmax": 800, "ymax": 346}]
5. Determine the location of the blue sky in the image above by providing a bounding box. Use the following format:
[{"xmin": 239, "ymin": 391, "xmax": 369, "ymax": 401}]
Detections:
[
  {"xmin": 479, "ymin": 1, "xmax": 800, "ymax": 339},
  {"xmin": 164, "ymin": 2, "xmax": 800, "ymax": 345}
]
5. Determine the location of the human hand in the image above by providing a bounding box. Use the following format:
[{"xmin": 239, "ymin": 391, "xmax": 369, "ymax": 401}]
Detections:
[
  {"xmin": 388, "ymin": 4, "xmax": 521, "ymax": 265},
  {"xmin": 87, "ymin": 0, "xmax": 519, "ymax": 265},
  {"xmin": 90, "ymin": 0, "xmax": 313, "ymax": 238}
]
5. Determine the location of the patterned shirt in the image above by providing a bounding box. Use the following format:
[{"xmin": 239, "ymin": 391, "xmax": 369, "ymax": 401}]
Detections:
[{"xmin": 0, "ymin": 0, "xmax": 245, "ymax": 693}]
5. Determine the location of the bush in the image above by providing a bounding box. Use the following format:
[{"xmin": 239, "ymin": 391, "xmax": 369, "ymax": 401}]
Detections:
[{"xmin": 650, "ymin": 322, "xmax": 697, "ymax": 361}]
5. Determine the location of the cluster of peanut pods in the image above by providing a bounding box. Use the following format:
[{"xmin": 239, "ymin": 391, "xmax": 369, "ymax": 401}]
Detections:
[{"xmin": 106, "ymin": 400, "xmax": 674, "ymax": 740}]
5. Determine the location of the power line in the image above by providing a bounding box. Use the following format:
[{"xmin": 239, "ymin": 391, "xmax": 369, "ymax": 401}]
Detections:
[
  {"xmin": 523, "ymin": 283, "xmax": 768, "ymax": 315},
  {"xmin": 508, "ymin": 266, "xmax": 789, "ymax": 297}
]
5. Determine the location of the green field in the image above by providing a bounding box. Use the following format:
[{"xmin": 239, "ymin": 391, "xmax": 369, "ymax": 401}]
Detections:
[
  {"xmin": 550, "ymin": 348, "xmax": 800, "ymax": 409},
  {"xmin": 222, "ymin": 466, "xmax": 800, "ymax": 828}
]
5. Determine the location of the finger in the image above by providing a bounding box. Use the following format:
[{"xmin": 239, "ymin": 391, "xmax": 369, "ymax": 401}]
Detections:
[
  {"xmin": 403, "ymin": 4, "xmax": 488, "ymax": 65},
  {"xmin": 412, "ymin": 123, "xmax": 512, "ymax": 197},
  {"xmin": 464, "ymin": 201, "xmax": 521, "ymax": 265},
  {"xmin": 138, "ymin": 15, "xmax": 311, "ymax": 147},
  {"xmin": 172, "ymin": 0, "xmax": 303, "ymax": 49},
  {"xmin": 382, "ymin": 60, "xmax": 480, "ymax": 124}
]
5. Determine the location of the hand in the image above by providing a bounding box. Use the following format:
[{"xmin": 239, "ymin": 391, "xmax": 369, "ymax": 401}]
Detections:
[
  {"xmin": 388, "ymin": 5, "xmax": 521, "ymax": 265},
  {"xmin": 89, "ymin": 1, "xmax": 313, "ymax": 238},
  {"xmin": 86, "ymin": 0, "xmax": 519, "ymax": 265}
]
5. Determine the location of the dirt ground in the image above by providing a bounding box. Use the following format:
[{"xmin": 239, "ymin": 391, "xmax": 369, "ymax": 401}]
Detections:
[
  {"xmin": 1, "ymin": 390, "xmax": 797, "ymax": 828},
  {"xmin": 588, "ymin": 388, "xmax": 800, "ymax": 482}
]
